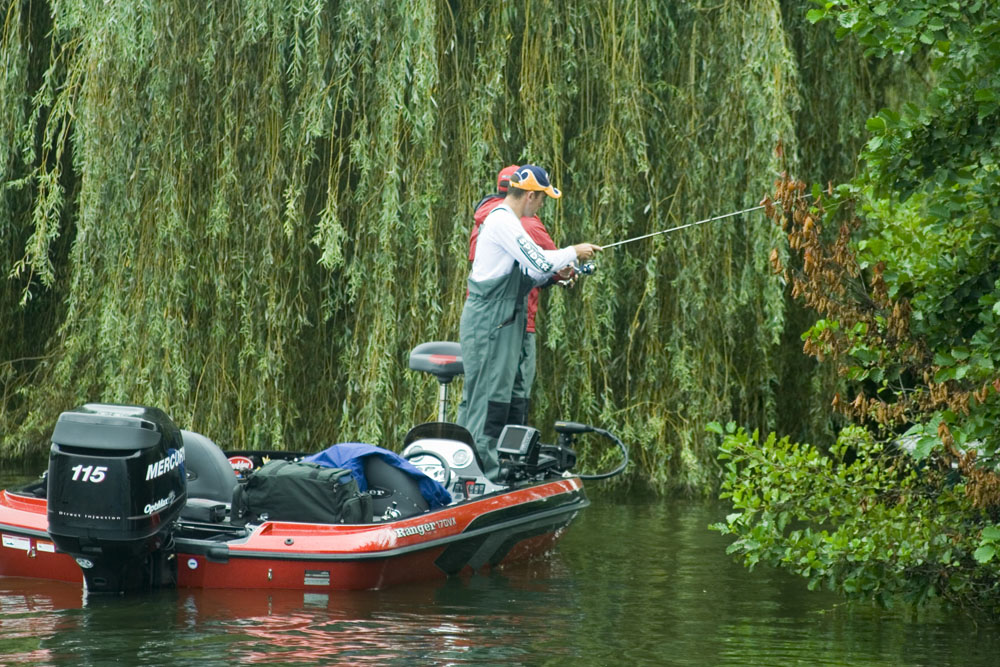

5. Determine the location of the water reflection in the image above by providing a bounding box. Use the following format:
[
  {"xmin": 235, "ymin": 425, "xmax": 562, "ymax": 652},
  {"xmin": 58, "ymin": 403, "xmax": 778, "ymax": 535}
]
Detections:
[
  {"xmin": 175, "ymin": 561, "xmax": 583, "ymax": 665},
  {"xmin": 0, "ymin": 578, "xmax": 83, "ymax": 664},
  {"xmin": 2, "ymin": 498, "xmax": 1000, "ymax": 666}
]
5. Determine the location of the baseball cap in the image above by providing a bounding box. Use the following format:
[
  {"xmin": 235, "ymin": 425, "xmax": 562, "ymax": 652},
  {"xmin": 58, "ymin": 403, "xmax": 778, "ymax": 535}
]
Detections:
[
  {"xmin": 497, "ymin": 165, "xmax": 519, "ymax": 193},
  {"xmin": 509, "ymin": 165, "xmax": 561, "ymax": 199}
]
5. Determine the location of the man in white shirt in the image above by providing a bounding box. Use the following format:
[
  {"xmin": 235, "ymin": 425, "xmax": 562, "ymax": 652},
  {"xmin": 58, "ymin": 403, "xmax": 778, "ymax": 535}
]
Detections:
[{"xmin": 457, "ymin": 165, "xmax": 601, "ymax": 480}]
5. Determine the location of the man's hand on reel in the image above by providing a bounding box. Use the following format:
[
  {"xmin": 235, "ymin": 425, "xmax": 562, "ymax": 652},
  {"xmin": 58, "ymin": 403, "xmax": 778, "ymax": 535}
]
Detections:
[{"xmin": 556, "ymin": 265, "xmax": 578, "ymax": 289}]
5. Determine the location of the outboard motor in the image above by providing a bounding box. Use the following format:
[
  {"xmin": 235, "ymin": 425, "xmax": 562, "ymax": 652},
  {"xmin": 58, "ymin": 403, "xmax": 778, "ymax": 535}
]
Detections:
[{"xmin": 46, "ymin": 404, "xmax": 187, "ymax": 593}]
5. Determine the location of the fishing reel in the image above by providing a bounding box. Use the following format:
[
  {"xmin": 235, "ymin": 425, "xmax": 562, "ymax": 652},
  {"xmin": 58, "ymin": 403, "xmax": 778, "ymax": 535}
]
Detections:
[{"xmin": 556, "ymin": 261, "xmax": 597, "ymax": 288}]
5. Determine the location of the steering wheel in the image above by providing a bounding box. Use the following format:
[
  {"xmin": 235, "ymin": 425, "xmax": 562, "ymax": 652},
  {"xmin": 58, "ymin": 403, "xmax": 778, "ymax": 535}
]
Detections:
[{"xmin": 404, "ymin": 449, "xmax": 452, "ymax": 489}]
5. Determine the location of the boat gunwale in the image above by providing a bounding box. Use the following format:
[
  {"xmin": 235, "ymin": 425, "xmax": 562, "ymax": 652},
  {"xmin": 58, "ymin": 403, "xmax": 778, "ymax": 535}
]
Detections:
[{"xmin": 176, "ymin": 479, "xmax": 589, "ymax": 562}]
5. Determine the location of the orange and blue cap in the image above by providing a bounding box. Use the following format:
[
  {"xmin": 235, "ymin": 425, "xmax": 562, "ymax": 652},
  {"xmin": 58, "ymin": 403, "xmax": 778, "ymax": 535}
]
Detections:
[{"xmin": 510, "ymin": 165, "xmax": 561, "ymax": 199}]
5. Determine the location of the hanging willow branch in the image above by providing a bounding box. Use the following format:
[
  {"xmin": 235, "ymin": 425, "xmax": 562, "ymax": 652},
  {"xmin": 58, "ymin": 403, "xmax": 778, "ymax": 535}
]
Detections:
[{"xmin": 1, "ymin": 0, "xmax": 898, "ymax": 492}]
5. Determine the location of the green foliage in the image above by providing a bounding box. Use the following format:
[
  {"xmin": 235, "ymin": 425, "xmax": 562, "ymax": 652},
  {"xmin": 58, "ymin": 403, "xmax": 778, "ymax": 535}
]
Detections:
[
  {"xmin": 815, "ymin": 0, "xmax": 1000, "ymax": 464},
  {"xmin": 713, "ymin": 423, "xmax": 1000, "ymax": 611},
  {"xmin": 811, "ymin": 0, "xmax": 1000, "ymax": 227},
  {"xmin": 717, "ymin": 0, "xmax": 1000, "ymax": 613},
  {"xmin": 974, "ymin": 525, "xmax": 1000, "ymax": 564}
]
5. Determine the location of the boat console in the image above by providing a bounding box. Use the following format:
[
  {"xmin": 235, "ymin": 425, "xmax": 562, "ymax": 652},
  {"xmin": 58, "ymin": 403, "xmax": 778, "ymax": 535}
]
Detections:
[
  {"xmin": 401, "ymin": 421, "xmax": 507, "ymax": 499},
  {"xmin": 403, "ymin": 341, "xmax": 580, "ymax": 495}
]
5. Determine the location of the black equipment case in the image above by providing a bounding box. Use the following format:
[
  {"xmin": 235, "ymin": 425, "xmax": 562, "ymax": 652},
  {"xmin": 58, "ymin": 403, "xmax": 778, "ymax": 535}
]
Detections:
[{"xmin": 231, "ymin": 459, "xmax": 372, "ymax": 525}]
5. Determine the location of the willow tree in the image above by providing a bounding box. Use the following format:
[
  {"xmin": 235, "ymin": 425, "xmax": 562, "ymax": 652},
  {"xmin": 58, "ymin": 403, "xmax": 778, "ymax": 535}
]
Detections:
[{"xmin": 2, "ymin": 0, "xmax": 889, "ymax": 491}]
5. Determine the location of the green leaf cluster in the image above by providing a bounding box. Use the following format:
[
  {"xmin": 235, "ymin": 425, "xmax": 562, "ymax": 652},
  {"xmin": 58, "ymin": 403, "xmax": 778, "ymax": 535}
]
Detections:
[
  {"xmin": 714, "ymin": 423, "xmax": 1000, "ymax": 611},
  {"xmin": 837, "ymin": 0, "xmax": 1000, "ymax": 464}
]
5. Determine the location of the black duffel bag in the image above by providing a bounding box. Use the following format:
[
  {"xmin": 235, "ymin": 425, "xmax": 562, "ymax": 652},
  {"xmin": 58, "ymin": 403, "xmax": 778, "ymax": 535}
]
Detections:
[{"xmin": 231, "ymin": 459, "xmax": 372, "ymax": 526}]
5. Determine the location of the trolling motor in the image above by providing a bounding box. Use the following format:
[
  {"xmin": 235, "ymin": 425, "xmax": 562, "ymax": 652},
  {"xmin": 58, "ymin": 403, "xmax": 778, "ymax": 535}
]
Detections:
[
  {"xmin": 497, "ymin": 420, "xmax": 629, "ymax": 482},
  {"xmin": 553, "ymin": 420, "xmax": 629, "ymax": 480}
]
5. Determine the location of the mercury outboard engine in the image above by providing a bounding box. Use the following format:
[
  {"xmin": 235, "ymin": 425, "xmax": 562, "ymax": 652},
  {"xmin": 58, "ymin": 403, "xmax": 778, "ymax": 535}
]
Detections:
[{"xmin": 46, "ymin": 404, "xmax": 187, "ymax": 593}]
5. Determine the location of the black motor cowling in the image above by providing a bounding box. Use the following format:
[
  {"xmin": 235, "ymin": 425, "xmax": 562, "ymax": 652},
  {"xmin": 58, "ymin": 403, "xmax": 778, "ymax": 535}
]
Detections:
[{"xmin": 46, "ymin": 404, "xmax": 187, "ymax": 593}]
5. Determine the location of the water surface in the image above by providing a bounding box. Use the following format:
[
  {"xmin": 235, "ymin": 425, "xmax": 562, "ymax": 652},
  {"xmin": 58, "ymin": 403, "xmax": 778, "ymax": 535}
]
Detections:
[{"xmin": 1, "ymin": 479, "xmax": 998, "ymax": 665}]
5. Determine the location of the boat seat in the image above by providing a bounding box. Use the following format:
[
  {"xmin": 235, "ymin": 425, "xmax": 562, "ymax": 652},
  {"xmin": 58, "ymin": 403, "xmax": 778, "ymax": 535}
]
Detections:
[
  {"xmin": 408, "ymin": 341, "xmax": 463, "ymax": 384},
  {"xmin": 182, "ymin": 430, "xmax": 238, "ymax": 504}
]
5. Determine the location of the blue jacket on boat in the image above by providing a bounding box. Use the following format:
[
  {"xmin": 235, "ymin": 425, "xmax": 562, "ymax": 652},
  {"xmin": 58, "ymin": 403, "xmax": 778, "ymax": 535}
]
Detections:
[{"xmin": 303, "ymin": 442, "xmax": 452, "ymax": 509}]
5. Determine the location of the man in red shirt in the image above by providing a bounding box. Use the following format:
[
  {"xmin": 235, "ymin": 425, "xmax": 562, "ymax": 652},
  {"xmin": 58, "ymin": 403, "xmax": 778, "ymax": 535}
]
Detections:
[{"xmin": 468, "ymin": 165, "xmax": 561, "ymax": 426}]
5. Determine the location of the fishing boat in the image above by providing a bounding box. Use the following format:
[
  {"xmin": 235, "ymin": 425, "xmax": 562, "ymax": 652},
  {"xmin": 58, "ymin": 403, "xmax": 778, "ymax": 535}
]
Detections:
[{"xmin": 0, "ymin": 342, "xmax": 626, "ymax": 593}]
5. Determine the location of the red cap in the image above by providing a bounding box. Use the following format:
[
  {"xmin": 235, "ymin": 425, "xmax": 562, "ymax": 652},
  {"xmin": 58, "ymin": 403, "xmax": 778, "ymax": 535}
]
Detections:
[{"xmin": 497, "ymin": 165, "xmax": 519, "ymax": 193}]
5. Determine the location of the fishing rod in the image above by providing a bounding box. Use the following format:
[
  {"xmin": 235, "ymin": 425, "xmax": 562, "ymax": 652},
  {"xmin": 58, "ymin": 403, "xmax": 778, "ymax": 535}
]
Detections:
[
  {"xmin": 565, "ymin": 193, "xmax": 824, "ymax": 280},
  {"xmin": 560, "ymin": 201, "xmax": 769, "ymax": 283},
  {"xmin": 601, "ymin": 202, "xmax": 767, "ymax": 250}
]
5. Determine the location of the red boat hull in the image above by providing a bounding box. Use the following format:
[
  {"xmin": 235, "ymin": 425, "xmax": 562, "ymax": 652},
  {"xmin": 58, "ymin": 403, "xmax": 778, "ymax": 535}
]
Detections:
[{"xmin": 1, "ymin": 477, "xmax": 587, "ymax": 591}]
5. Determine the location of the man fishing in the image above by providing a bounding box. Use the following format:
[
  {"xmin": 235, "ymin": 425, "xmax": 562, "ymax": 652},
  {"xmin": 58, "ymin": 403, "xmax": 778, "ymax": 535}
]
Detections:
[
  {"xmin": 468, "ymin": 165, "xmax": 562, "ymax": 427},
  {"xmin": 457, "ymin": 164, "xmax": 601, "ymax": 480}
]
